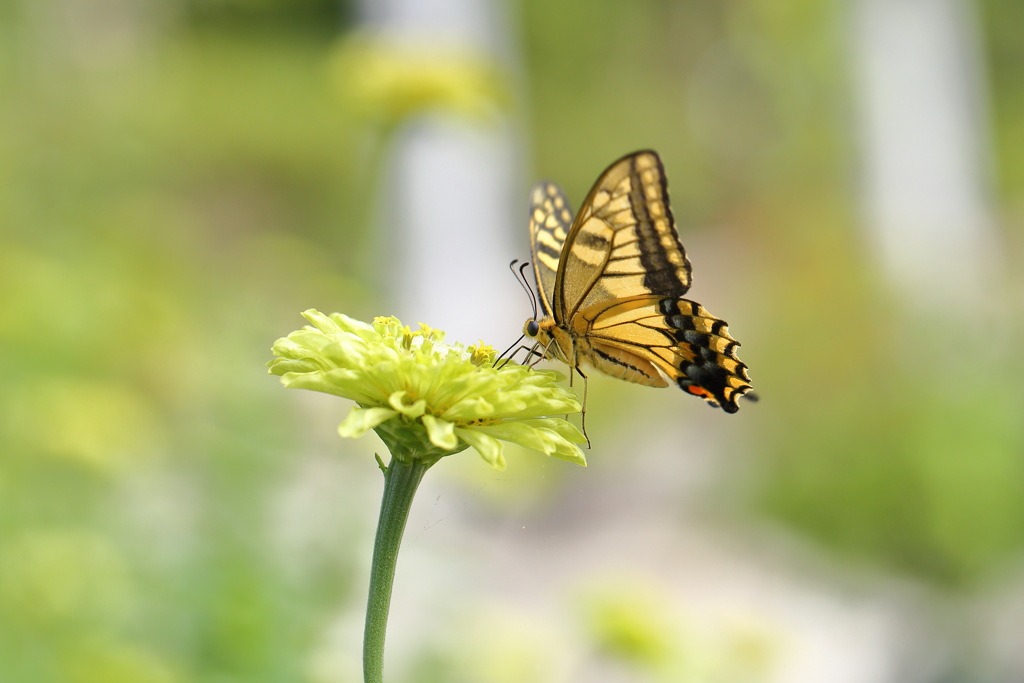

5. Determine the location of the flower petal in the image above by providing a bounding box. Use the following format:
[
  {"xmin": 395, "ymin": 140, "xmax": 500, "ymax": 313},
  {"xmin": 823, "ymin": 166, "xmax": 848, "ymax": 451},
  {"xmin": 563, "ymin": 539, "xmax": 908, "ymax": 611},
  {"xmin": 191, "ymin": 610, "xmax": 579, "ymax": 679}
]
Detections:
[
  {"xmin": 539, "ymin": 433, "xmax": 587, "ymax": 466},
  {"xmin": 327, "ymin": 311, "xmax": 376, "ymax": 334},
  {"xmin": 421, "ymin": 414, "xmax": 458, "ymax": 450},
  {"xmin": 338, "ymin": 407, "xmax": 398, "ymax": 438},
  {"xmin": 388, "ymin": 391, "xmax": 427, "ymax": 418},
  {"xmin": 454, "ymin": 427, "xmax": 506, "ymax": 471},
  {"xmin": 476, "ymin": 419, "xmax": 587, "ymax": 467},
  {"xmin": 301, "ymin": 309, "xmax": 345, "ymax": 334},
  {"xmin": 441, "ymin": 395, "xmax": 495, "ymax": 422},
  {"xmin": 280, "ymin": 368, "xmax": 378, "ymax": 403},
  {"xmin": 517, "ymin": 417, "xmax": 587, "ymax": 444},
  {"xmin": 267, "ymin": 358, "xmax": 321, "ymax": 376}
]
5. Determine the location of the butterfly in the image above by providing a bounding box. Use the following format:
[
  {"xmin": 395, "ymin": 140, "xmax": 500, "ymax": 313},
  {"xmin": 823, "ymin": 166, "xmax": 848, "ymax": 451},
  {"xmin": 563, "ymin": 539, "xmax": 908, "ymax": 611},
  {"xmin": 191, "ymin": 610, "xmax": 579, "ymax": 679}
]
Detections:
[{"xmin": 521, "ymin": 150, "xmax": 753, "ymax": 413}]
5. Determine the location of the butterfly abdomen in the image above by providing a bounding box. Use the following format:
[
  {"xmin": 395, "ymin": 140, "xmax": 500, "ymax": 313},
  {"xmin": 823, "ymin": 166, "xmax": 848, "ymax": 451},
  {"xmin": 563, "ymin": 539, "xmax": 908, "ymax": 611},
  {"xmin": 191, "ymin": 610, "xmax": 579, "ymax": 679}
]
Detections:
[{"xmin": 585, "ymin": 340, "xmax": 669, "ymax": 388}]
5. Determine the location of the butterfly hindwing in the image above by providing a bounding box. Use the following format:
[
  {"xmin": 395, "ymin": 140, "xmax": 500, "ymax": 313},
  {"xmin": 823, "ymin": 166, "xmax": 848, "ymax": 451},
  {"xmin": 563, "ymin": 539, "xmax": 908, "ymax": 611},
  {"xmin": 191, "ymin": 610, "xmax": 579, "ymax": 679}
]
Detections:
[
  {"xmin": 554, "ymin": 151, "xmax": 692, "ymax": 321},
  {"xmin": 528, "ymin": 182, "xmax": 574, "ymax": 319},
  {"xmin": 580, "ymin": 295, "xmax": 752, "ymax": 412}
]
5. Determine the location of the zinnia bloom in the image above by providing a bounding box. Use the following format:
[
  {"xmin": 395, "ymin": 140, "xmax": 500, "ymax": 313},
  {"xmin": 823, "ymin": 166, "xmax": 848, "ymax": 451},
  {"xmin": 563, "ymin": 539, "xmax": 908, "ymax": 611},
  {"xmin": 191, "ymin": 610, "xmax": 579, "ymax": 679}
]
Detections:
[{"xmin": 268, "ymin": 310, "xmax": 586, "ymax": 470}]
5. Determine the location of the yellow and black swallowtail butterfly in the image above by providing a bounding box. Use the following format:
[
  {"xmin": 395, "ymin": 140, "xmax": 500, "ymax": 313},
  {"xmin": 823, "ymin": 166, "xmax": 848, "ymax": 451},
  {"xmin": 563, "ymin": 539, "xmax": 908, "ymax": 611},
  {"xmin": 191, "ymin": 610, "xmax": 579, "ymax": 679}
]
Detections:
[{"xmin": 521, "ymin": 150, "xmax": 753, "ymax": 413}]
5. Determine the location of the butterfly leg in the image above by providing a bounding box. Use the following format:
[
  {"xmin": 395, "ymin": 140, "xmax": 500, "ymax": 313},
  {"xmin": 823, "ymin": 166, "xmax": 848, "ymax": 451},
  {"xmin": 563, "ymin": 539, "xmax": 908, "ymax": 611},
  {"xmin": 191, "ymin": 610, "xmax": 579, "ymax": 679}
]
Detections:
[
  {"xmin": 573, "ymin": 366, "xmax": 592, "ymax": 449},
  {"xmin": 496, "ymin": 343, "xmax": 544, "ymax": 370},
  {"xmin": 495, "ymin": 333, "xmax": 527, "ymax": 366},
  {"xmin": 529, "ymin": 338, "xmax": 557, "ymax": 368}
]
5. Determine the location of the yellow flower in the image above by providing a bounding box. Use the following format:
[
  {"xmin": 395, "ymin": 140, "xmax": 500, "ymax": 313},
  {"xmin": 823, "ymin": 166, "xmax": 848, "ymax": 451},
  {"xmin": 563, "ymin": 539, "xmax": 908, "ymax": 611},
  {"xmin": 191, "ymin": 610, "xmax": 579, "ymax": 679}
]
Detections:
[
  {"xmin": 269, "ymin": 311, "xmax": 585, "ymax": 470},
  {"xmin": 330, "ymin": 34, "xmax": 510, "ymax": 125}
]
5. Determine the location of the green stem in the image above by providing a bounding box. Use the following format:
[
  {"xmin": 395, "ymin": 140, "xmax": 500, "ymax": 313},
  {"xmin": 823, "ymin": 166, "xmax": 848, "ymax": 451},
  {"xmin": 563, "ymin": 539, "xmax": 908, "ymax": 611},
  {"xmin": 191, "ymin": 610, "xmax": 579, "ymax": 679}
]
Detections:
[{"xmin": 363, "ymin": 455, "xmax": 431, "ymax": 683}]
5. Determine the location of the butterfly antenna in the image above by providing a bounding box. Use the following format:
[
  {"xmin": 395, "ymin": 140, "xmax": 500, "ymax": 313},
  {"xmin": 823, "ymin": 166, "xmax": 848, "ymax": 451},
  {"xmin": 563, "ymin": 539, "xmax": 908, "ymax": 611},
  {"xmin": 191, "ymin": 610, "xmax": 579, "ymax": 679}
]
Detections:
[
  {"xmin": 510, "ymin": 259, "xmax": 538, "ymax": 321},
  {"xmin": 518, "ymin": 261, "xmax": 538, "ymax": 320}
]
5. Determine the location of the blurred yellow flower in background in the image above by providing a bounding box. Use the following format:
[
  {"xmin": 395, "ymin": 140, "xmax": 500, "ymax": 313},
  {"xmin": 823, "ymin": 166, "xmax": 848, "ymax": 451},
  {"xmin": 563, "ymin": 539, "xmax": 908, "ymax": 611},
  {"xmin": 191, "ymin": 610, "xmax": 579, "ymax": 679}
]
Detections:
[
  {"xmin": 330, "ymin": 33, "xmax": 511, "ymax": 126},
  {"xmin": 0, "ymin": 530, "xmax": 134, "ymax": 624},
  {"xmin": 5, "ymin": 379, "xmax": 163, "ymax": 474}
]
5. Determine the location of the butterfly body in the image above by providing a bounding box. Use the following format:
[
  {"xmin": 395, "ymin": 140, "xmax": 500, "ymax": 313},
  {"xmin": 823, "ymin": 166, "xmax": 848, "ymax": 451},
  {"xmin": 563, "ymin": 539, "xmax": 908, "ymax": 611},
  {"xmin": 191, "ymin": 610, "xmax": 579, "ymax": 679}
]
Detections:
[
  {"xmin": 523, "ymin": 151, "xmax": 753, "ymax": 413},
  {"xmin": 528, "ymin": 301, "xmax": 670, "ymax": 388}
]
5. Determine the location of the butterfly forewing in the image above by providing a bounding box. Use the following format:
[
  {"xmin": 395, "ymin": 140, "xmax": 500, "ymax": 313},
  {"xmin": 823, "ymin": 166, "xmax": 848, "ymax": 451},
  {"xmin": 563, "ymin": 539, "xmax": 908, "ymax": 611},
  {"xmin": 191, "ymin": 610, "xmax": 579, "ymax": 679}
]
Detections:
[
  {"xmin": 554, "ymin": 151, "xmax": 692, "ymax": 320},
  {"xmin": 528, "ymin": 182, "xmax": 574, "ymax": 318}
]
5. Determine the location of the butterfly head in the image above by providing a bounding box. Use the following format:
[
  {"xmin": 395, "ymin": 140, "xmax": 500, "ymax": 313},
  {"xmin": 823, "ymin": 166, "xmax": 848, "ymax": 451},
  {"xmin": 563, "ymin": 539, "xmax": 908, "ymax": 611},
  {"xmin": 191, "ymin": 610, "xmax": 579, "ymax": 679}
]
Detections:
[{"xmin": 522, "ymin": 317, "xmax": 566, "ymax": 364}]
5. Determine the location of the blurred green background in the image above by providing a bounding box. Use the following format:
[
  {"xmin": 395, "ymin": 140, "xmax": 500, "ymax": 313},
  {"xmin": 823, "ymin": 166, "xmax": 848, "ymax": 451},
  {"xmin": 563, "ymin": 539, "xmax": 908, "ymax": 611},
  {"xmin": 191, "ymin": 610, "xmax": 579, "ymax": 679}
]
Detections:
[{"xmin": 2, "ymin": 1, "xmax": 1023, "ymax": 682}]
